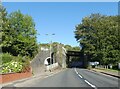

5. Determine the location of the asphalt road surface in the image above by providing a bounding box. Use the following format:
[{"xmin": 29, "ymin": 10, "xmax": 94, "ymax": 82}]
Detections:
[{"xmin": 15, "ymin": 68, "xmax": 119, "ymax": 88}]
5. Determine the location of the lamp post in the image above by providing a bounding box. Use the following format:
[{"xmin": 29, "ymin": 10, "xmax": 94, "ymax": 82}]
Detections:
[{"xmin": 45, "ymin": 33, "xmax": 55, "ymax": 65}]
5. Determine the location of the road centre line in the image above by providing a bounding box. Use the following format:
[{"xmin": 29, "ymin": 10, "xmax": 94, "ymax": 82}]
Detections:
[
  {"xmin": 74, "ymin": 68, "xmax": 97, "ymax": 89},
  {"xmin": 74, "ymin": 68, "xmax": 83, "ymax": 78},
  {"xmin": 84, "ymin": 80, "xmax": 97, "ymax": 89}
]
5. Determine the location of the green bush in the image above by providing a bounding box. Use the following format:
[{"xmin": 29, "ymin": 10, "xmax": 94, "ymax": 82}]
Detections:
[
  {"xmin": 112, "ymin": 64, "xmax": 118, "ymax": 70},
  {"xmin": 0, "ymin": 53, "xmax": 31, "ymax": 74},
  {"xmin": 22, "ymin": 57, "xmax": 31, "ymax": 72},
  {"xmin": 2, "ymin": 61, "xmax": 23, "ymax": 74},
  {"xmin": 1, "ymin": 53, "xmax": 14, "ymax": 64}
]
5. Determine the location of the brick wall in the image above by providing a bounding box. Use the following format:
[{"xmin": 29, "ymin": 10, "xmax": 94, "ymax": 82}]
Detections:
[{"xmin": 0, "ymin": 71, "xmax": 32, "ymax": 83}]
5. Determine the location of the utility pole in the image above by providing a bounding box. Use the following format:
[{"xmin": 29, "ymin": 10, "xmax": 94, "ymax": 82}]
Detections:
[
  {"xmin": 50, "ymin": 40, "xmax": 52, "ymax": 65},
  {"xmin": 46, "ymin": 33, "xmax": 55, "ymax": 65}
]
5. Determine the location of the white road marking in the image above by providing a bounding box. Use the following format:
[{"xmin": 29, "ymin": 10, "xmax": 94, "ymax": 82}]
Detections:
[
  {"xmin": 74, "ymin": 68, "xmax": 83, "ymax": 78},
  {"xmin": 74, "ymin": 68, "xmax": 97, "ymax": 89},
  {"xmin": 84, "ymin": 80, "xmax": 97, "ymax": 89}
]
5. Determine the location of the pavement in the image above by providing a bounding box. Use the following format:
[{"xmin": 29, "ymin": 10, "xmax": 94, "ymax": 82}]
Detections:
[
  {"xmin": 1, "ymin": 67, "xmax": 63, "ymax": 87},
  {"xmin": 90, "ymin": 68, "xmax": 120, "ymax": 78}
]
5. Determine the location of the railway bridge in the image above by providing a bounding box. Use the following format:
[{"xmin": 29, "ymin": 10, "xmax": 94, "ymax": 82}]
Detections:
[{"xmin": 66, "ymin": 51, "xmax": 86, "ymax": 68}]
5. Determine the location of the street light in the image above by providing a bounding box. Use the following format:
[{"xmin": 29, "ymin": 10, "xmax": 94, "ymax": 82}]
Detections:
[{"xmin": 45, "ymin": 33, "xmax": 55, "ymax": 65}]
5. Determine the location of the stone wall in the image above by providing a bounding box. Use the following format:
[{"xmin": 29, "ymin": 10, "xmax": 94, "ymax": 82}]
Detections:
[
  {"xmin": 56, "ymin": 45, "xmax": 67, "ymax": 68},
  {"xmin": 30, "ymin": 50, "xmax": 50, "ymax": 75},
  {"xmin": 30, "ymin": 45, "xmax": 67, "ymax": 75}
]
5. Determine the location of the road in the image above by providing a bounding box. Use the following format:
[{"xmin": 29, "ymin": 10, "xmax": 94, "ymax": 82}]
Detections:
[{"xmin": 14, "ymin": 68, "xmax": 119, "ymax": 88}]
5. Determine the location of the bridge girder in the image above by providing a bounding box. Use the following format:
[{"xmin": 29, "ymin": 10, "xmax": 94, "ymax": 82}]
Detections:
[{"xmin": 66, "ymin": 51, "xmax": 81, "ymax": 56}]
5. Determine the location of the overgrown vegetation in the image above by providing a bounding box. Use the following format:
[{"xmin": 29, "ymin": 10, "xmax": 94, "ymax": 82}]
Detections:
[
  {"xmin": 39, "ymin": 42, "xmax": 80, "ymax": 52},
  {"xmin": 64, "ymin": 45, "xmax": 80, "ymax": 51}
]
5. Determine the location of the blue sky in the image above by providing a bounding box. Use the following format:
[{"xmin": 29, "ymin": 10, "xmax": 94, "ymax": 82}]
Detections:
[{"xmin": 3, "ymin": 2, "xmax": 118, "ymax": 46}]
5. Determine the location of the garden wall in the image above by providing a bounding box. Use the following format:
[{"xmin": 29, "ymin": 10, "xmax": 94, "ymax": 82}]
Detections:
[{"xmin": 0, "ymin": 71, "xmax": 32, "ymax": 83}]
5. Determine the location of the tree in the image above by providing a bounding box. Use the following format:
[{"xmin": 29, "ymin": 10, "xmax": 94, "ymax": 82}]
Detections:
[
  {"xmin": 72, "ymin": 46, "xmax": 80, "ymax": 51},
  {"xmin": 74, "ymin": 14, "xmax": 119, "ymax": 66},
  {"xmin": 0, "ymin": 5, "xmax": 11, "ymax": 53},
  {"xmin": 2, "ymin": 9, "xmax": 38, "ymax": 58},
  {"xmin": 64, "ymin": 45, "xmax": 72, "ymax": 51}
]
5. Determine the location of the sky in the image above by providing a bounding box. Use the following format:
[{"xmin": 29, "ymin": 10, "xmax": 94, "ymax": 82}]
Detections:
[
  {"xmin": 2, "ymin": 0, "xmax": 120, "ymax": 2},
  {"xmin": 2, "ymin": 2, "xmax": 118, "ymax": 46}
]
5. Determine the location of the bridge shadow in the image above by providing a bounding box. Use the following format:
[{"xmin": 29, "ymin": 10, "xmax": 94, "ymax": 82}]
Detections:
[
  {"xmin": 66, "ymin": 51, "xmax": 86, "ymax": 69},
  {"xmin": 67, "ymin": 61, "xmax": 84, "ymax": 68}
]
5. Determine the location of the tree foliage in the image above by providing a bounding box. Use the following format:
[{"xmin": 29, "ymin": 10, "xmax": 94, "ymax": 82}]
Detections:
[
  {"xmin": 64, "ymin": 45, "xmax": 80, "ymax": 51},
  {"xmin": 1, "ymin": 5, "xmax": 38, "ymax": 58},
  {"xmin": 74, "ymin": 14, "xmax": 119, "ymax": 65},
  {"xmin": 64, "ymin": 45, "xmax": 72, "ymax": 51}
]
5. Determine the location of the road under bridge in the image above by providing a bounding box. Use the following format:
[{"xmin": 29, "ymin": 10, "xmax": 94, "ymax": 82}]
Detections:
[{"xmin": 66, "ymin": 51, "xmax": 87, "ymax": 68}]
